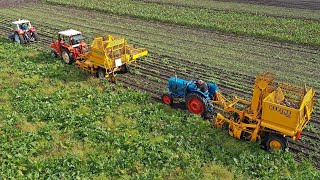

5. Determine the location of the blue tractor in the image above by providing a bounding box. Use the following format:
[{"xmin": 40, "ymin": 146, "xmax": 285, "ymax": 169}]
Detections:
[{"xmin": 162, "ymin": 77, "xmax": 218, "ymax": 119}]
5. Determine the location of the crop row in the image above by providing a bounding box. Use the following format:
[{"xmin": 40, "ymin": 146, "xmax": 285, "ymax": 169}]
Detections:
[
  {"xmin": 44, "ymin": 0, "xmax": 320, "ymax": 46},
  {"xmin": 132, "ymin": 0, "xmax": 320, "ymax": 21}
]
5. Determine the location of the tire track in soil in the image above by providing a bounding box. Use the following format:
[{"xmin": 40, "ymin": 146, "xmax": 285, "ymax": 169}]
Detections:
[{"xmin": 1, "ymin": 14, "xmax": 319, "ymax": 168}]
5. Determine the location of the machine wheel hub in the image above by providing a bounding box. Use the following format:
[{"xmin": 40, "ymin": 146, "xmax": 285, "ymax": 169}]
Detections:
[
  {"xmin": 188, "ymin": 98, "xmax": 204, "ymax": 114},
  {"xmin": 62, "ymin": 51, "xmax": 70, "ymax": 64},
  {"xmin": 269, "ymin": 140, "xmax": 281, "ymax": 150},
  {"xmin": 162, "ymin": 95, "xmax": 171, "ymax": 105}
]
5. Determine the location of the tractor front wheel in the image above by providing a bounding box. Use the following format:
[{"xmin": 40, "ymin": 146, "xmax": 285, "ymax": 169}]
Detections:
[
  {"xmin": 62, "ymin": 49, "xmax": 73, "ymax": 64},
  {"xmin": 162, "ymin": 94, "xmax": 173, "ymax": 106},
  {"xmin": 186, "ymin": 93, "xmax": 208, "ymax": 115},
  {"xmin": 266, "ymin": 134, "xmax": 288, "ymax": 151}
]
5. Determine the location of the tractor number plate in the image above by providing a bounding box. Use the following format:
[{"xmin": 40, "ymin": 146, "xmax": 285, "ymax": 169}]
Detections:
[{"xmin": 115, "ymin": 58, "xmax": 122, "ymax": 67}]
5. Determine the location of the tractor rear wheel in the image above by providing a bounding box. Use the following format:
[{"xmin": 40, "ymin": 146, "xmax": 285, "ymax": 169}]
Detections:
[
  {"xmin": 32, "ymin": 31, "xmax": 40, "ymax": 41},
  {"xmin": 14, "ymin": 33, "xmax": 25, "ymax": 44},
  {"xmin": 266, "ymin": 134, "xmax": 288, "ymax": 151},
  {"xmin": 186, "ymin": 93, "xmax": 208, "ymax": 115},
  {"xmin": 162, "ymin": 94, "xmax": 173, "ymax": 106},
  {"xmin": 96, "ymin": 68, "xmax": 106, "ymax": 79},
  {"xmin": 62, "ymin": 49, "xmax": 73, "ymax": 64}
]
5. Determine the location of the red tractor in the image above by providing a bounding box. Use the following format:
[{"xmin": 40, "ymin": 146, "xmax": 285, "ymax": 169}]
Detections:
[
  {"xmin": 50, "ymin": 29, "xmax": 88, "ymax": 64},
  {"xmin": 8, "ymin": 19, "xmax": 40, "ymax": 44}
]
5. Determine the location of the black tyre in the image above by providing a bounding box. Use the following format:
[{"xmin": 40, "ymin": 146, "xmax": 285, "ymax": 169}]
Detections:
[
  {"xmin": 202, "ymin": 111, "xmax": 214, "ymax": 120},
  {"xmin": 119, "ymin": 64, "xmax": 130, "ymax": 74},
  {"xmin": 62, "ymin": 49, "xmax": 74, "ymax": 64},
  {"xmin": 32, "ymin": 31, "xmax": 40, "ymax": 41},
  {"xmin": 25, "ymin": 31, "xmax": 31, "ymax": 42},
  {"xmin": 96, "ymin": 68, "xmax": 106, "ymax": 79},
  {"xmin": 110, "ymin": 75, "xmax": 116, "ymax": 84},
  {"xmin": 266, "ymin": 134, "xmax": 288, "ymax": 151},
  {"xmin": 8, "ymin": 34, "xmax": 14, "ymax": 41},
  {"xmin": 185, "ymin": 92, "xmax": 209, "ymax": 115},
  {"xmin": 162, "ymin": 94, "xmax": 173, "ymax": 106},
  {"xmin": 14, "ymin": 33, "xmax": 25, "ymax": 44},
  {"xmin": 51, "ymin": 50, "xmax": 58, "ymax": 58}
]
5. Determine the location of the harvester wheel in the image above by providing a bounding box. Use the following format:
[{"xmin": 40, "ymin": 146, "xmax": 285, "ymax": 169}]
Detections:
[
  {"xmin": 266, "ymin": 134, "xmax": 288, "ymax": 151},
  {"xmin": 186, "ymin": 93, "xmax": 208, "ymax": 115},
  {"xmin": 62, "ymin": 49, "xmax": 73, "ymax": 64},
  {"xmin": 162, "ymin": 94, "xmax": 173, "ymax": 106},
  {"xmin": 97, "ymin": 69, "xmax": 106, "ymax": 79},
  {"xmin": 120, "ymin": 64, "xmax": 130, "ymax": 73},
  {"xmin": 110, "ymin": 76, "xmax": 116, "ymax": 84},
  {"xmin": 14, "ymin": 33, "xmax": 25, "ymax": 44},
  {"xmin": 32, "ymin": 31, "xmax": 40, "ymax": 42}
]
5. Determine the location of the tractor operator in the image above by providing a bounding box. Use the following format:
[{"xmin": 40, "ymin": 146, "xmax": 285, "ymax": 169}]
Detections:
[
  {"xmin": 20, "ymin": 23, "xmax": 28, "ymax": 31},
  {"xmin": 196, "ymin": 80, "xmax": 209, "ymax": 92}
]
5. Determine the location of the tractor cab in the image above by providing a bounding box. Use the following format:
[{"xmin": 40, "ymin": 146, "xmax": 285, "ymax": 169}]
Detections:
[
  {"xmin": 12, "ymin": 19, "xmax": 33, "ymax": 32},
  {"xmin": 51, "ymin": 29, "xmax": 88, "ymax": 64}
]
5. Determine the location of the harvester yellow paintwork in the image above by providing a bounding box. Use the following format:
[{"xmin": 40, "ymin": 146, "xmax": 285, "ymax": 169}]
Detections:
[
  {"xmin": 75, "ymin": 35, "xmax": 148, "ymax": 82},
  {"xmin": 212, "ymin": 72, "xmax": 315, "ymax": 150}
]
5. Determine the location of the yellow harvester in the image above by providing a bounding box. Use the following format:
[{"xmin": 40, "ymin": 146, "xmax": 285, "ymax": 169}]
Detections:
[
  {"xmin": 212, "ymin": 72, "xmax": 315, "ymax": 150},
  {"xmin": 76, "ymin": 35, "xmax": 148, "ymax": 83}
]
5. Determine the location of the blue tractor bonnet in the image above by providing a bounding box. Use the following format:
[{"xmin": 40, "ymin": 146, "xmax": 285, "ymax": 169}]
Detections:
[
  {"xmin": 168, "ymin": 77, "xmax": 218, "ymax": 98},
  {"xmin": 168, "ymin": 77, "xmax": 189, "ymax": 97}
]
